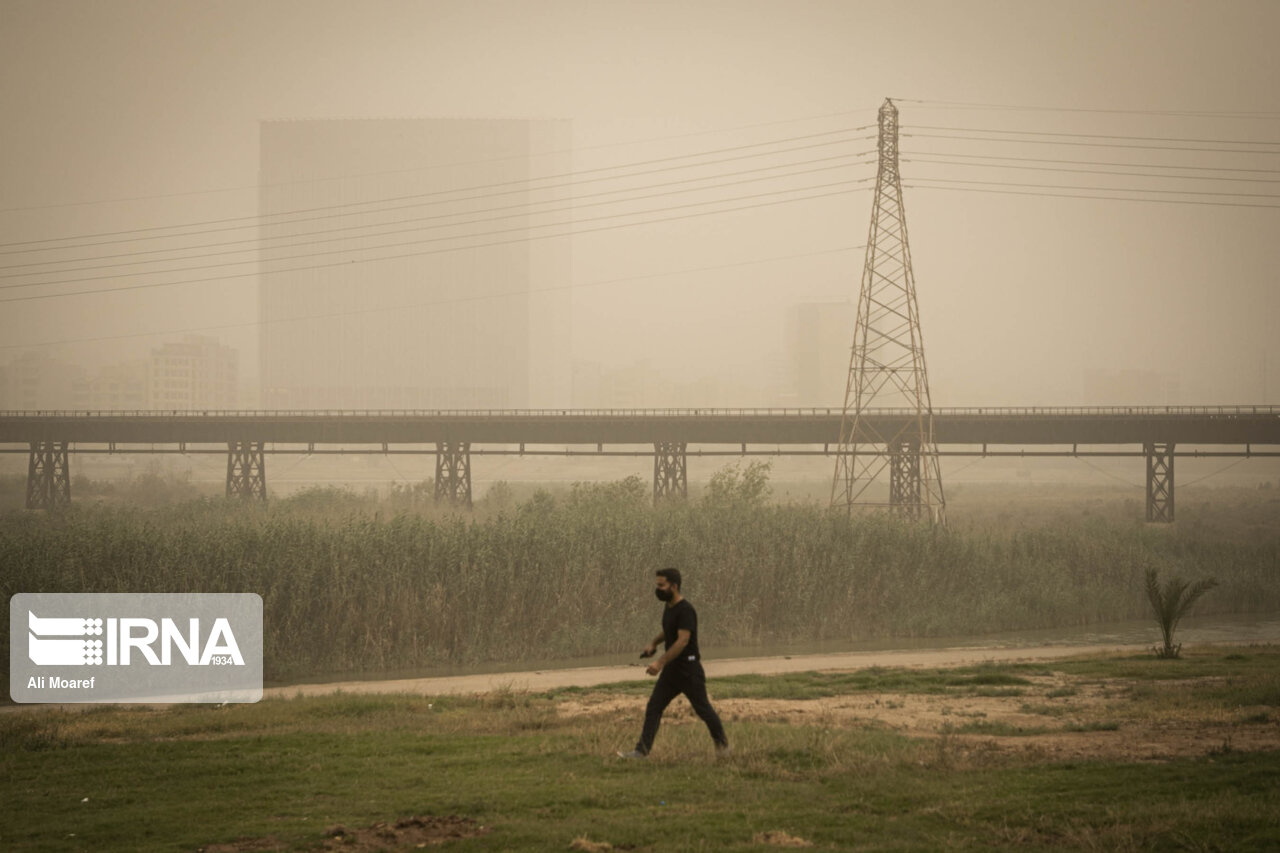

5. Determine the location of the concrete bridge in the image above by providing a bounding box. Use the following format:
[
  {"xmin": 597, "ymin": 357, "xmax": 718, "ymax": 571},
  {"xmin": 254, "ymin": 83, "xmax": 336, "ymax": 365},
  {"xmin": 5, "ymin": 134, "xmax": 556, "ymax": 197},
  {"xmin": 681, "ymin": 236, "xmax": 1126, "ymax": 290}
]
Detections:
[{"xmin": 4, "ymin": 406, "xmax": 1278, "ymax": 520}]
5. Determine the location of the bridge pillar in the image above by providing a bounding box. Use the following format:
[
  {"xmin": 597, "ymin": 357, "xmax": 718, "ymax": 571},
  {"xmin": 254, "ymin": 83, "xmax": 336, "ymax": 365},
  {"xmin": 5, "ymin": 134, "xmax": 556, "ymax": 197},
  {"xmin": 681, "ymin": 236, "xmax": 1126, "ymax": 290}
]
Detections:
[
  {"xmin": 888, "ymin": 439, "xmax": 922, "ymax": 520},
  {"xmin": 1145, "ymin": 442, "xmax": 1174, "ymax": 523},
  {"xmin": 435, "ymin": 441, "xmax": 472, "ymax": 507},
  {"xmin": 653, "ymin": 441, "xmax": 687, "ymax": 503},
  {"xmin": 226, "ymin": 440, "xmax": 266, "ymax": 501},
  {"xmin": 27, "ymin": 441, "xmax": 71, "ymax": 510}
]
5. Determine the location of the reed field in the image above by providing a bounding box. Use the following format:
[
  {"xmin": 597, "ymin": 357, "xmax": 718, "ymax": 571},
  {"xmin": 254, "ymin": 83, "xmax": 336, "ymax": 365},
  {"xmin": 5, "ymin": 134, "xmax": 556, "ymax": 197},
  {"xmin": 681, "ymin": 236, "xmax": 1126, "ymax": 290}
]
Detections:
[{"xmin": 1, "ymin": 465, "xmax": 1277, "ymax": 683}]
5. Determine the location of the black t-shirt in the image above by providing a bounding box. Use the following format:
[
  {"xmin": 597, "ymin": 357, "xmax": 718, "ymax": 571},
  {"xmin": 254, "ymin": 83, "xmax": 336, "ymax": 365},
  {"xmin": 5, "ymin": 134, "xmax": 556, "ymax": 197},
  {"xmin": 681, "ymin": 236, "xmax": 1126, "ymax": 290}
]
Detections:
[{"xmin": 662, "ymin": 599, "xmax": 701, "ymax": 661}]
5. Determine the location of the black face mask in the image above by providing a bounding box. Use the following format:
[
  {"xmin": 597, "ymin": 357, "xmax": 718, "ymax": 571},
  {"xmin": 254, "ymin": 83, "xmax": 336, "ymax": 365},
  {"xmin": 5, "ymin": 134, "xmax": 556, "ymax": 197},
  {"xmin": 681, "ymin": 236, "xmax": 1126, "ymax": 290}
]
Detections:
[{"xmin": 655, "ymin": 587, "xmax": 674, "ymax": 602}]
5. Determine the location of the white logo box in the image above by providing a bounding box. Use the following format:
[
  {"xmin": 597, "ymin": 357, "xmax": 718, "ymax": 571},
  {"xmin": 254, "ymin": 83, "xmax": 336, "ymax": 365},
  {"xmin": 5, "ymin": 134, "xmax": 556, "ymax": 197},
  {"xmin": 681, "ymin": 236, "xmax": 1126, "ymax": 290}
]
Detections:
[{"xmin": 10, "ymin": 593, "xmax": 262, "ymax": 703}]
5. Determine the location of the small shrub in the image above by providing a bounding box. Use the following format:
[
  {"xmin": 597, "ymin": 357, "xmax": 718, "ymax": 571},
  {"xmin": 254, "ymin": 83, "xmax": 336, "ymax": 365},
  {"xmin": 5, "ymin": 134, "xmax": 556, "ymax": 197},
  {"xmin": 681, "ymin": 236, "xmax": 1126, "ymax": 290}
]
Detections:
[{"xmin": 1144, "ymin": 567, "xmax": 1218, "ymax": 659}]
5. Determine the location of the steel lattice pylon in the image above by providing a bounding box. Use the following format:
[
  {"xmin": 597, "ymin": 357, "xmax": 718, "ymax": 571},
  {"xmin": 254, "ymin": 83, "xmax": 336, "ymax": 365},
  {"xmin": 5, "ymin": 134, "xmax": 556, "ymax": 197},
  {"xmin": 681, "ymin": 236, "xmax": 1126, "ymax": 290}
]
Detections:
[
  {"xmin": 435, "ymin": 441, "xmax": 472, "ymax": 507},
  {"xmin": 226, "ymin": 440, "xmax": 267, "ymax": 501},
  {"xmin": 27, "ymin": 441, "xmax": 71, "ymax": 511},
  {"xmin": 653, "ymin": 441, "xmax": 688, "ymax": 503},
  {"xmin": 831, "ymin": 98, "xmax": 946, "ymax": 524}
]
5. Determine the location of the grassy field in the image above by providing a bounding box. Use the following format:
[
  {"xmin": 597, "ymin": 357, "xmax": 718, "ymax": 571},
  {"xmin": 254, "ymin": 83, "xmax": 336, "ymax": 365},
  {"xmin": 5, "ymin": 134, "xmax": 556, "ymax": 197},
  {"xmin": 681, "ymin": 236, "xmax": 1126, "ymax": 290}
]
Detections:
[
  {"xmin": 3, "ymin": 468, "xmax": 1277, "ymax": 682},
  {"xmin": 1, "ymin": 646, "xmax": 1277, "ymax": 852}
]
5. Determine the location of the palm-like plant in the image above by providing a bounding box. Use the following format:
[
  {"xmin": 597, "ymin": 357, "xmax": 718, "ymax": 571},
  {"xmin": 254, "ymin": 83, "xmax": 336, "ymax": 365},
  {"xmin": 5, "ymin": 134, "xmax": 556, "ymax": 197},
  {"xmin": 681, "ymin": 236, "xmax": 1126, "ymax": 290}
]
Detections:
[{"xmin": 1144, "ymin": 568, "xmax": 1218, "ymax": 659}]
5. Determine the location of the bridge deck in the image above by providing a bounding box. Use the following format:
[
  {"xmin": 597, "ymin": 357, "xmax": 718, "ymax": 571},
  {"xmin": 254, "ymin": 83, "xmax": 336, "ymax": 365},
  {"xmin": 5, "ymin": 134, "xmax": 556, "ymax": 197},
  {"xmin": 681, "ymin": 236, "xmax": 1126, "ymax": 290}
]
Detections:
[{"xmin": 1, "ymin": 407, "xmax": 1277, "ymax": 447}]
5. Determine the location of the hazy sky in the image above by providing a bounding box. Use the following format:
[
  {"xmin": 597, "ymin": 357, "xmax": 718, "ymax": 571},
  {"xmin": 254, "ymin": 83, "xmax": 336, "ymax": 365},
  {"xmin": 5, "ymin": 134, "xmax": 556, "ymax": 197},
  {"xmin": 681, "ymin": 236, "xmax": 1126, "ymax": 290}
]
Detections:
[{"xmin": 2, "ymin": 0, "xmax": 1278, "ymax": 406}]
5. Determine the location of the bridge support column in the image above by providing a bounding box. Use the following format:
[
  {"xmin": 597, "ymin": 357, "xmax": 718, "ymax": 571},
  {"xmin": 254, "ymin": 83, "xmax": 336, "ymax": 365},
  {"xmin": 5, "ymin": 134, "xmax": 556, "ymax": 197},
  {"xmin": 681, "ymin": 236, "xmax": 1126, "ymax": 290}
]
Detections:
[
  {"xmin": 888, "ymin": 439, "xmax": 922, "ymax": 520},
  {"xmin": 1145, "ymin": 442, "xmax": 1174, "ymax": 523},
  {"xmin": 27, "ymin": 441, "xmax": 70, "ymax": 510},
  {"xmin": 653, "ymin": 441, "xmax": 687, "ymax": 503},
  {"xmin": 226, "ymin": 440, "xmax": 266, "ymax": 501},
  {"xmin": 435, "ymin": 441, "xmax": 472, "ymax": 507}
]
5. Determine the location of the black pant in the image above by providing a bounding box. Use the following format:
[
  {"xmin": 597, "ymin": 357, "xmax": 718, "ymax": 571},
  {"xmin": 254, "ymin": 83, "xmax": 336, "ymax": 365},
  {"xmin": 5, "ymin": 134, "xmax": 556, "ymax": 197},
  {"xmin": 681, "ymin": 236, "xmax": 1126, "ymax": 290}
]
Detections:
[{"xmin": 635, "ymin": 659, "xmax": 727, "ymax": 754}]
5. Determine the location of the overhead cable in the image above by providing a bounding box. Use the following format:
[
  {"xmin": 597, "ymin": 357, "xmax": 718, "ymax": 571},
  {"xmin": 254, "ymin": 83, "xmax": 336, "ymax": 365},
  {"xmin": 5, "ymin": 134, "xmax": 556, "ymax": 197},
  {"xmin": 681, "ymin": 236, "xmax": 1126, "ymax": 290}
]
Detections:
[
  {"xmin": 0, "ymin": 181, "xmax": 873, "ymax": 305},
  {"xmin": 893, "ymin": 98, "xmax": 1280, "ymax": 120},
  {"xmin": 899, "ymin": 149, "xmax": 1280, "ymax": 175},
  {"xmin": 0, "ymin": 245, "xmax": 864, "ymax": 350},
  {"xmin": 0, "ymin": 110, "xmax": 876, "ymax": 214},
  {"xmin": 904, "ymin": 181, "xmax": 1280, "ymax": 210},
  {"xmin": 903, "ymin": 157, "xmax": 1280, "ymax": 184},
  {"xmin": 907, "ymin": 124, "xmax": 1280, "ymax": 147},
  {"xmin": 905, "ymin": 132, "xmax": 1280, "ymax": 156},
  {"xmin": 0, "ymin": 152, "xmax": 875, "ymax": 278},
  {"xmin": 0, "ymin": 128, "xmax": 876, "ymax": 252}
]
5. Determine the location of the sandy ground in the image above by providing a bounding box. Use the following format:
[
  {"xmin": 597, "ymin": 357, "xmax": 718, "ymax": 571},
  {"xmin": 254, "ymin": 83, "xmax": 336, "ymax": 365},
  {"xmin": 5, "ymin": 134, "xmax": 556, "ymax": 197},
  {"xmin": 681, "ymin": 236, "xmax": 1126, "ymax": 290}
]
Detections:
[
  {"xmin": 262, "ymin": 642, "xmax": 1280, "ymax": 763},
  {"xmin": 263, "ymin": 643, "xmax": 1139, "ymax": 700},
  {"xmin": 558, "ymin": 674, "xmax": 1280, "ymax": 763},
  {"xmin": 552, "ymin": 663, "xmax": 1279, "ymax": 764}
]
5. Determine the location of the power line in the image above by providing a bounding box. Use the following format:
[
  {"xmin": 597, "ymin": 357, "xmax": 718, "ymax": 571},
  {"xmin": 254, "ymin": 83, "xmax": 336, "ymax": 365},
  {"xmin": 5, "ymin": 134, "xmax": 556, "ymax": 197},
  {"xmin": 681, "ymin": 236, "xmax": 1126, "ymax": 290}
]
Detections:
[
  {"xmin": 0, "ymin": 180, "xmax": 873, "ymax": 305},
  {"xmin": 907, "ymin": 125, "xmax": 1280, "ymax": 147},
  {"xmin": 905, "ymin": 132, "xmax": 1280, "ymax": 156},
  {"xmin": 0, "ymin": 245, "xmax": 864, "ymax": 350},
  {"xmin": 0, "ymin": 127, "xmax": 876, "ymax": 253},
  {"xmin": 893, "ymin": 98, "xmax": 1280, "ymax": 119},
  {"xmin": 904, "ymin": 156, "xmax": 1280, "ymax": 184},
  {"xmin": 16, "ymin": 139, "xmax": 1268, "ymax": 285},
  {"xmin": 899, "ymin": 149, "xmax": 1280, "ymax": 175},
  {"xmin": 904, "ymin": 176, "xmax": 1280, "ymax": 200},
  {"xmin": 0, "ymin": 172, "xmax": 875, "ymax": 295},
  {"xmin": 1073, "ymin": 456, "xmax": 1144, "ymax": 489},
  {"xmin": 904, "ymin": 181, "xmax": 1280, "ymax": 210},
  {"xmin": 0, "ymin": 109, "xmax": 876, "ymax": 215},
  {"xmin": 0, "ymin": 151, "xmax": 875, "ymax": 279},
  {"xmin": 943, "ymin": 456, "xmax": 987, "ymax": 479},
  {"xmin": 1182, "ymin": 457, "xmax": 1249, "ymax": 486}
]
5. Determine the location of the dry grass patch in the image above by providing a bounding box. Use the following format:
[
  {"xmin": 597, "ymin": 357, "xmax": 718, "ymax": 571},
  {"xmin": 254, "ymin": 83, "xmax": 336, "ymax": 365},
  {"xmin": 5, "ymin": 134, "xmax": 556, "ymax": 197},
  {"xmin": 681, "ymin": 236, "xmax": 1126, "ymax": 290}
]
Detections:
[
  {"xmin": 752, "ymin": 829, "xmax": 814, "ymax": 847},
  {"xmin": 550, "ymin": 659, "xmax": 1280, "ymax": 765}
]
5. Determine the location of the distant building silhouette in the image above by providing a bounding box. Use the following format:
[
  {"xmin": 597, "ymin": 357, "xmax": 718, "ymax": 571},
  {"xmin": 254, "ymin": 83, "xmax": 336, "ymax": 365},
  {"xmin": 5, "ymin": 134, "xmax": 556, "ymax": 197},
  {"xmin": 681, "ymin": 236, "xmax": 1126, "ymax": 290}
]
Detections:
[
  {"xmin": 1, "ymin": 336, "xmax": 238, "ymax": 411},
  {"xmin": 148, "ymin": 335, "xmax": 238, "ymax": 410},
  {"xmin": 258, "ymin": 118, "xmax": 572, "ymax": 410},
  {"xmin": 783, "ymin": 301, "xmax": 855, "ymax": 408}
]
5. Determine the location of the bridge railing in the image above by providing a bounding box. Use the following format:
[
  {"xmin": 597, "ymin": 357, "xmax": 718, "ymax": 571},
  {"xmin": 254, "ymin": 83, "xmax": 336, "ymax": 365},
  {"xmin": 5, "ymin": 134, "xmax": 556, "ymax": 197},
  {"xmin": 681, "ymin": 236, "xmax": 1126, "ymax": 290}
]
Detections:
[{"xmin": 0, "ymin": 405, "xmax": 1277, "ymax": 418}]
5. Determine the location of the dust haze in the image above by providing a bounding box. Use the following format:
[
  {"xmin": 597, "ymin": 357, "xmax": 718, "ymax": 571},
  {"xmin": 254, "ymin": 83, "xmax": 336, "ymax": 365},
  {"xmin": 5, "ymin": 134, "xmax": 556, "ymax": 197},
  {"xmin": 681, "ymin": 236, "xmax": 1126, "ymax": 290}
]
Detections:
[{"xmin": 2, "ymin": 0, "xmax": 1278, "ymax": 413}]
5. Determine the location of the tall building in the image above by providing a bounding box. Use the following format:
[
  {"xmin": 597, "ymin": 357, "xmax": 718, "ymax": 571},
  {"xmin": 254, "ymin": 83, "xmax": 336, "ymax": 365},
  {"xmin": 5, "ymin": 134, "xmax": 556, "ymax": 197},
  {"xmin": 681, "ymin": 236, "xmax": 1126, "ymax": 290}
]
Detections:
[
  {"xmin": 149, "ymin": 335, "xmax": 238, "ymax": 410},
  {"xmin": 258, "ymin": 118, "xmax": 572, "ymax": 410},
  {"xmin": 783, "ymin": 302, "xmax": 856, "ymax": 407}
]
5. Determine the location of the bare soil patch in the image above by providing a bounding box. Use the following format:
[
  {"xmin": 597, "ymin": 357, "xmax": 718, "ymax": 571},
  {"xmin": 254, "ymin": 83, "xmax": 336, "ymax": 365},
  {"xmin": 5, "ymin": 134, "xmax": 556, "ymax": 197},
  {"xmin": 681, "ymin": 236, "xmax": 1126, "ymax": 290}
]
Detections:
[
  {"xmin": 557, "ymin": 671, "xmax": 1280, "ymax": 763},
  {"xmin": 198, "ymin": 838, "xmax": 287, "ymax": 853},
  {"xmin": 197, "ymin": 815, "xmax": 488, "ymax": 852},
  {"xmin": 752, "ymin": 829, "xmax": 815, "ymax": 847}
]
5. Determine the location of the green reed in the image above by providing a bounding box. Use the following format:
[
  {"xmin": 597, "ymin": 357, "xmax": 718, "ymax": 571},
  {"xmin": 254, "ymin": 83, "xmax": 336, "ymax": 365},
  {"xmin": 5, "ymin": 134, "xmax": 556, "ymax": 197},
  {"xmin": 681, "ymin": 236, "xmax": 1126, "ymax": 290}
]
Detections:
[{"xmin": 2, "ymin": 469, "xmax": 1275, "ymax": 682}]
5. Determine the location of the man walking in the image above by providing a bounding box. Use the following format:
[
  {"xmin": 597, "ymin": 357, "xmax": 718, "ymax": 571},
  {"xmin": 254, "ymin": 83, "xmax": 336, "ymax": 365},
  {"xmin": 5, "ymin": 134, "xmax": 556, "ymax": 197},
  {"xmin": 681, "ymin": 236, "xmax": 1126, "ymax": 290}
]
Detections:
[{"xmin": 618, "ymin": 568, "xmax": 730, "ymax": 759}]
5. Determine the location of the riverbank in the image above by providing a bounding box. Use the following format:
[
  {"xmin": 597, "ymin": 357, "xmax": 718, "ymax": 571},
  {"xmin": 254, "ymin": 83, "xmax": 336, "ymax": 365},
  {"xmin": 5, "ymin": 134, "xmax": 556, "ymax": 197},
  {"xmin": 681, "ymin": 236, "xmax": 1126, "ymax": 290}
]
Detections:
[{"xmin": 260, "ymin": 642, "xmax": 1169, "ymax": 699}]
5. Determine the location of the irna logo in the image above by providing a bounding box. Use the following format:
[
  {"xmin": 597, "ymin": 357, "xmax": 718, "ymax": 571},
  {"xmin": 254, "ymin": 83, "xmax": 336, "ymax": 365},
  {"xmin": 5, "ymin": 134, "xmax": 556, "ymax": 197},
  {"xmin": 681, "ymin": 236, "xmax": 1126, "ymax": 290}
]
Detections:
[
  {"xmin": 10, "ymin": 592, "xmax": 263, "ymax": 704},
  {"xmin": 28, "ymin": 611, "xmax": 245, "ymax": 667}
]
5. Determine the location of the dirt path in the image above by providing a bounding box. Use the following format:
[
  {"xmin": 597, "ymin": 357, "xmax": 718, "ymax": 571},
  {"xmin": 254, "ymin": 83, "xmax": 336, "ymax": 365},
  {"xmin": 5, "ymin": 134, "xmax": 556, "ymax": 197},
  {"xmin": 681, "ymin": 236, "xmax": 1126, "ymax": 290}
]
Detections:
[
  {"xmin": 553, "ymin": 664, "xmax": 1280, "ymax": 763},
  {"xmin": 265, "ymin": 642, "xmax": 1144, "ymax": 700}
]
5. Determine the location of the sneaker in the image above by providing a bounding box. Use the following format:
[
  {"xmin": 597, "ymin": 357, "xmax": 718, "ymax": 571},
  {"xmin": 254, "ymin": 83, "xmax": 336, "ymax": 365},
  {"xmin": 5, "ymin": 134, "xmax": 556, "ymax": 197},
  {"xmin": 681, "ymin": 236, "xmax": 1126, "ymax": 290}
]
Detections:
[
  {"xmin": 616, "ymin": 749, "xmax": 648, "ymax": 759},
  {"xmin": 715, "ymin": 743, "xmax": 732, "ymax": 758}
]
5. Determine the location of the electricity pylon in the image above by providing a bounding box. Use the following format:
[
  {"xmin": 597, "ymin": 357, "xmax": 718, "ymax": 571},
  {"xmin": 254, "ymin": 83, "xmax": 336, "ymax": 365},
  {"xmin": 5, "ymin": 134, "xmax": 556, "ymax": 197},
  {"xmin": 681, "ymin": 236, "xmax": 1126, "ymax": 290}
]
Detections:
[{"xmin": 831, "ymin": 98, "xmax": 946, "ymax": 524}]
